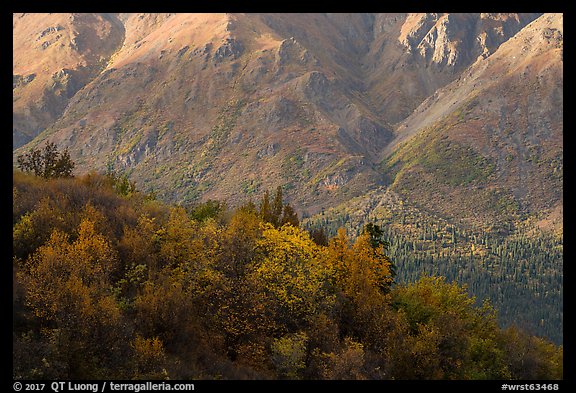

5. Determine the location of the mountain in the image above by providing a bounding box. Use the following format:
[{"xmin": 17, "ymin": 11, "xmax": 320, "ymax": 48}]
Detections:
[
  {"xmin": 13, "ymin": 13, "xmax": 125, "ymax": 148},
  {"xmin": 14, "ymin": 13, "xmax": 394, "ymax": 212},
  {"xmin": 381, "ymin": 13, "xmax": 563, "ymax": 233},
  {"xmin": 14, "ymin": 13, "xmax": 561, "ymax": 231}
]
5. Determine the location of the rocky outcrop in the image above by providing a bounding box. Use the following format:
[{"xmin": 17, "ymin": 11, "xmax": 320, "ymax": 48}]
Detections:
[
  {"xmin": 13, "ymin": 74, "xmax": 36, "ymax": 89},
  {"xmin": 398, "ymin": 13, "xmax": 542, "ymax": 69},
  {"xmin": 213, "ymin": 38, "xmax": 244, "ymax": 63},
  {"xmin": 275, "ymin": 37, "xmax": 317, "ymax": 67}
]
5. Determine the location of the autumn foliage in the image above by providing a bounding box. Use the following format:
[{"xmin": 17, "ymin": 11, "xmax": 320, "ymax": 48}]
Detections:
[{"xmin": 12, "ymin": 171, "xmax": 562, "ymax": 380}]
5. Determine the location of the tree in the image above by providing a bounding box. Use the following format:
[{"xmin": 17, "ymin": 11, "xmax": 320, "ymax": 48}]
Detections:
[
  {"xmin": 272, "ymin": 186, "xmax": 284, "ymax": 227},
  {"xmin": 324, "ymin": 228, "xmax": 395, "ymax": 346},
  {"xmin": 281, "ymin": 203, "xmax": 299, "ymax": 227},
  {"xmin": 390, "ymin": 276, "xmax": 512, "ymax": 379},
  {"xmin": 309, "ymin": 227, "xmax": 328, "ymax": 246},
  {"xmin": 259, "ymin": 187, "xmax": 299, "ymax": 228},
  {"xmin": 12, "ymin": 172, "xmax": 564, "ymax": 380},
  {"xmin": 17, "ymin": 141, "xmax": 75, "ymax": 178},
  {"xmin": 132, "ymin": 335, "xmax": 168, "ymax": 379},
  {"xmin": 252, "ymin": 224, "xmax": 335, "ymax": 331},
  {"xmin": 238, "ymin": 199, "xmax": 257, "ymax": 214},
  {"xmin": 363, "ymin": 223, "xmax": 396, "ymax": 279},
  {"xmin": 319, "ymin": 337, "xmax": 366, "ymax": 380},
  {"xmin": 363, "ymin": 223, "xmax": 388, "ymax": 250},
  {"xmin": 259, "ymin": 190, "xmax": 273, "ymax": 224},
  {"xmin": 188, "ymin": 200, "xmax": 225, "ymax": 222},
  {"xmin": 271, "ymin": 332, "xmax": 309, "ymax": 379},
  {"xmin": 351, "ymin": 232, "xmax": 394, "ymax": 293},
  {"xmin": 18, "ymin": 218, "xmax": 127, "ymax": 378},
  {"xmin": 106, "ymin": 170, "xmax": 137, "ymax": 197},
  {"xmin": 327, "ymin": 228, "xmax": 394, "ymax": 296}
]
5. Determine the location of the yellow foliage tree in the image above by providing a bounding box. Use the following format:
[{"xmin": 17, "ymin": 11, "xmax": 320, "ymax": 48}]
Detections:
[
  {"xmin": 324, "ymin": 228, "xmax": 394, "ymax": 342},
  {"xmin": 23, "ymin": 218, "xmax": 119, "ymax": 324},
  {"xmin": 132, "ymin": 335, "xmax": 168, "ymax": 379},
  {"xmin": 19, "ymin": 216, "xmax": 124, "ymax": 378},
  {"xmin": 271, "ymin": 332, "xmax": 309, "ymax": 379},
  {"xmin": 252, "ymin": 223, "xmax": 335, "ymax": 331}
]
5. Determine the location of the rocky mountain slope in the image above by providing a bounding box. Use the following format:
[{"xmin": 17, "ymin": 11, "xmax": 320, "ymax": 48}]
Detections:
[
  {"xmin": 13, "ymin": 13, "xmax": 562, "ymax": 235},
  {"xmin": 382, "ymin": 13, "xmax": 563, "ymax": 232},
  {"xmin": 13, "ymin": 13, "xmax": 124, "ymax": 147}
]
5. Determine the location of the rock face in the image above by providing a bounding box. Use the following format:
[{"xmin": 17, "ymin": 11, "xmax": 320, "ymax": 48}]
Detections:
[
  {"xmin": 382, "ymin": 13, "xmax": 563, "ymax": 229},
  {"xmin": 13, "ymin": 13, "xmax": 562, "ymax": 232},
  {"xmin": 13, "ymin": 13, "xmax": 125, "ymax": 148},
  {"xmin": 397, "ymin": 13, "xmax": 541, "ymax": 68},
  {"xmin": 363, "ymin": 13, "xmax": 542, "ymax": 124}
]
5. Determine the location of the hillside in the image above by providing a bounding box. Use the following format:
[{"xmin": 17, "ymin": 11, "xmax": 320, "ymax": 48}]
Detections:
[
  {"xmin": 13, "ymin": 13, "xmax": 563, "ymax": 346},
  {"xmin": 13, "ymin": 13, "xmax": 125, "ymax": 147},
  {"xmin": 381, "ymin": 13, "xmax": 563, "ymax": 232},
  {"xmin": 303, "ymin": 187, "xmax": 563, "ymax": 344},
  {"xmin": 14, "ymin": 13, "xmax": 561, "ymax": 231},
  {"xmin": 14, "ymin": 13, "xmax": 394, "ymax": 212},
  {"xmin": 12, "ymin": 172, "xmax": 563, "ymax": 379}
]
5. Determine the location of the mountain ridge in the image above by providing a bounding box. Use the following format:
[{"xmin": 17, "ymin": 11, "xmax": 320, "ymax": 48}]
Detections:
[{"xmin": 13, "ymin": 13, "xmax": 562, "ymax": 235}]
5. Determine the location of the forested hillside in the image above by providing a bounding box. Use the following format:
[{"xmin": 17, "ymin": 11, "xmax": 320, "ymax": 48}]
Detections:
[
  {"xmin": 303, "ymin": 188, "xmax": 563, "ymax": 344},
  {"xmin": 13, "ymin": 171, "xmax": 562, "ymax": 380}
]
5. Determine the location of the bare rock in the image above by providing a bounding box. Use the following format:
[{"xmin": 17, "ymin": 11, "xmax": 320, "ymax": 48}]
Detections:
[{"xmin": 213, "ymin": 38, "xmax": 244, "ymax": 64}]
